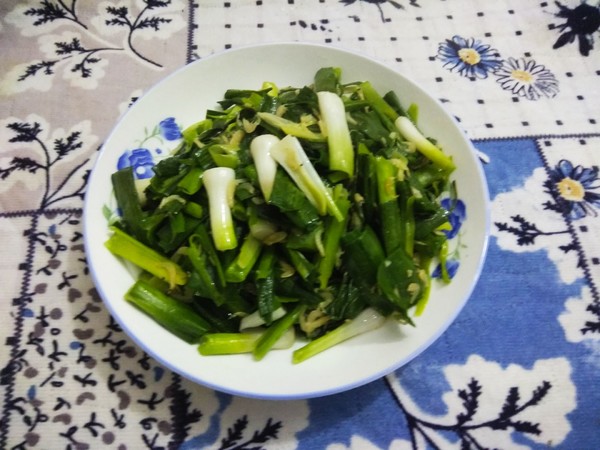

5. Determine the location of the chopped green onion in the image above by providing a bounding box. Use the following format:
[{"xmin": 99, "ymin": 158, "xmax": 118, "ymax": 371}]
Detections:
[
  {"xmin": 395, "ymin": 116, "xmax": 455, "ymax": 171},
  {"xmin": 198, "ymin": 328, "xmax": 295, "ymax": 355},
  {"xmin": 203, "ymin": 167, "xmax": 238, "ymax": 251},
  {"xmin": 257, "ymin": 112, "xmax": 326, "ymax": 141},
  {"xmin": 318, "ymin": 91, "xmax": 354, "ymax": 178},
  {"xmin": 293, "ymin": 308, "xmax": 386, "ymax": 363},
  {"xmin": 254, "ymin": 304, "xmax": 305, "ymax": 361},
  {"xmin": 250, "ymin": 134, "xmax": 279, "ymax": 201},
  {"xmin": 105, "ymin": 226, "xmax": 187, "ymax": 289},
  {"xmin": 125, "ymin": 280, "xmax": 211, "ymax": 343},
  {"xmin": 270, "ymin": 135, "xmax": 343, "ymax": 220}
]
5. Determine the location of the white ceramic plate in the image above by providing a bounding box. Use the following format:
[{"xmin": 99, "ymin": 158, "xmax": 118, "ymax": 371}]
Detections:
[{"xmin": 84, "ymin": 42, "xmax": 490, "ymax": 400}]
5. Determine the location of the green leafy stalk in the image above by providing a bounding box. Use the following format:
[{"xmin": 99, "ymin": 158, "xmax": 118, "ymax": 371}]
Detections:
[
  {"xmin": 341, "ymin": 226, "xmax": 386, "ymax": 287},
  {"xmin": 360, "ymin": 81, "xmax": 400, "ymax": 122},
  {"xmin": 177, "ymin": 166, "xmax": 204, "ymax": 195},
  {"xmin": 355, "ymin": 151, "xmax": 378, "ymax": 222},
  {"xmin": 382, "ymin": 90, "xmax": 409, "ymax": 118},
  {"xmin": 284, "ymin": 248, "xmax": 314, "ymax": 280},
  {"xmin": 208, "ymin": 143, "xmax": 240, "ymax": 169},
  {"xmin": 406, "ymin": 103, "xmax": 419, "ymax": 123},
  {"xmin": 377, "ymin": 246, "xmax": 425, "ymax": 311},
  {"xmin": 182, "ymin": 118, "xmax": 214, "ymax": 144},
  {"xmin": 375, "ymin": 156, "xmax": 398, "ymax": 204},
  {"xmin": 125, "ymin": 280, "xmax": 211, "ymax": 343},
  {"xmin": 190, "ymin": 225, "xmax": 226, "ymax": 287},
  {"xmin": 292, "ymin": 307, "xmax": 386, "ymax": 364},
  {"xmin": 225, "ymin": 234, "xmax": 263, "ymax": 283},
  {"xmin": 318, "ymin": 91, "xmax": 354, "ymax": 178},
  {"xmin": 253, "ymin": 304, "xmax": 306, "ymax": 361},
  {"xmin": 257, "ymin": 112, "xmax": 325, "ymax": 141},
  {"xmin": 270, "ymin": 135, "xmax": 343, "ymax": 221},
  {"xmin": 198, "ymin": 332, "xmax": 259, "ymax": 355},
  {"xmin": 105, "ymin": 226, "xmax": 187, "ymax": 289},
  {"xmin": 255, "ymin": 247, "xmax": 277, "ymax": 323},
  {"xmin": 183, "ymin": 201, "xmax": 203, "ymax": 219},
  {"xmin": 325, "ymin": 274, "xmax": 367, "ymax": 321},
  {"xmin": 414, "ymin": 257, "xmax": 433, "ymax": 316},
  {"xmin": 198, "ymin": 328, "xmax": 295, "ymax": 356},
  {"xmin": 268, "ymin": 170, "xmax": 322, "ymax": 230},
  {"xmin": 397, "ymin": 182, "xmax": 416, "ymax": 257},
  {"xmin": 188, "ymin": 235, "xmax": 226, "ymax": 305},
  {"xmin": 395, "ymin": 116, "xmax": 455, "ymax": 171},
  {"xmin": 111, "ymin": 166, "xmax": 145, "ymax": 240},
  {"xmin": 438, "ymin": 240, "xmax": 451, "ymax": 283},
  {"xmin": 375, "ymin": 156, "xmax": 404, "ymax": 255},
  {"xmin": 404, "ymin": 196, "xmax": 416, "ymax": 257},
  {"xmin": 317, "ymin": 185, "xmax": 351, "ymax": 289}
]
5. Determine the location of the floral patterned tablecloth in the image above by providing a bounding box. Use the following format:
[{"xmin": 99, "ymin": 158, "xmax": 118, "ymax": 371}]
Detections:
[{"xmin": 1, "ymin": 1, "xmax": 599, "ymax": 449}]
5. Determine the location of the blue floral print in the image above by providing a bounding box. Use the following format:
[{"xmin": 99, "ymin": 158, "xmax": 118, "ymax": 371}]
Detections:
[
  {"xmin": 159, "ymin": 117, "xmax": 182, "ymax": 141},
  {"xmin": 495, "ymin": 57, "xmax": 559, "ymax": 100},
  {"xmin": 437, "ymin": 35, "xmax": 560, "ymax": 100},
  {"xmin": 442, "ymin": 198, "xmax": 466, "ymax": 239},
  {"xmin": 430, "ymin": 198, "xmax": 465, "ymax": 281},
  {"xmin": 546, "ymin": 159, "xmax": 600, "ymax": 219},
  {"xmin": 116, "ymin": 117, "xmax": 182, "ymax": 179},
  {"xmin": 437, "ymin": 35, "xmax": 503, "ymax": 79},
  {"xmin": 432, "ymin": 258, "xmax": 460, "ymax": 280},
  {"xmin": 117, "ymin": 148, "xmax": 155, "ymax": 179}
]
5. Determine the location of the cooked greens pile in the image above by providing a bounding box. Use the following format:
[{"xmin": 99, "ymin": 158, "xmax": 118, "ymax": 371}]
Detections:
[{"xmin": 106, "ymin": 67, "xmax": 457, "ymax": 363}]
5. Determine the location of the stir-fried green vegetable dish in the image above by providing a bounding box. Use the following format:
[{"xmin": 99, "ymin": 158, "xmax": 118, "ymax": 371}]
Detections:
[{"xmin": 106, "ymin": 67, "xmax": 458, "ymax": 363}]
